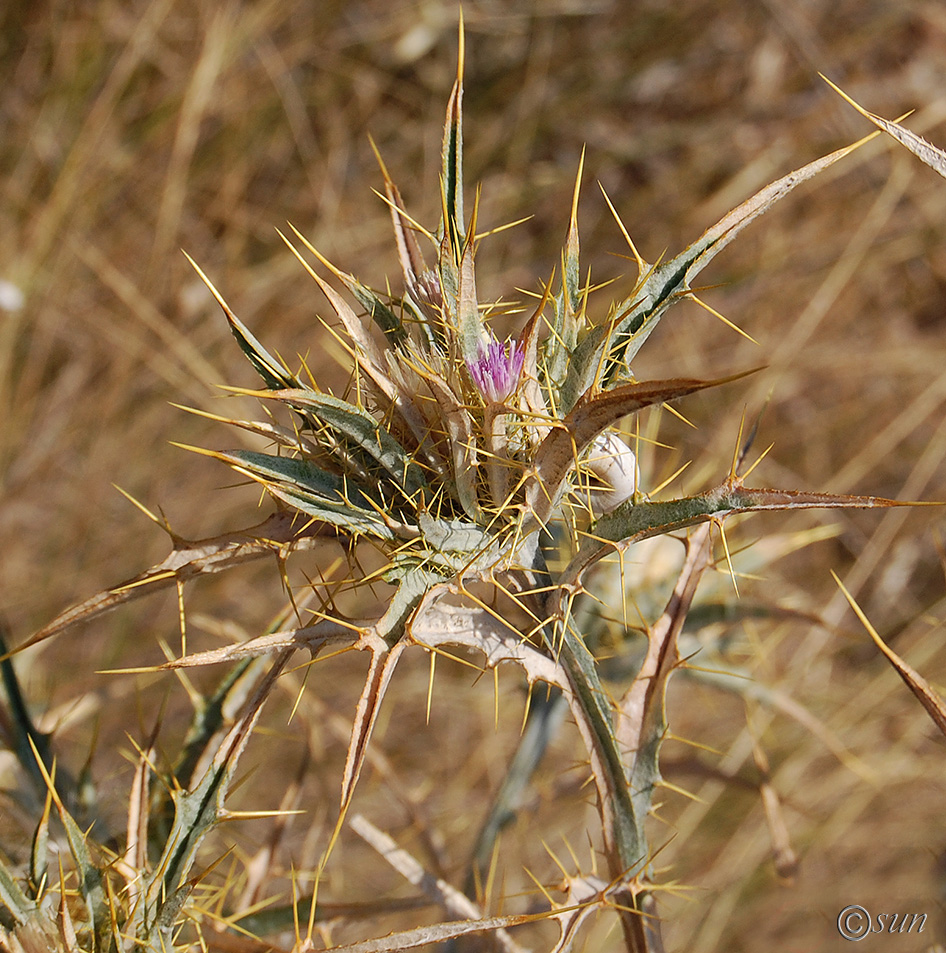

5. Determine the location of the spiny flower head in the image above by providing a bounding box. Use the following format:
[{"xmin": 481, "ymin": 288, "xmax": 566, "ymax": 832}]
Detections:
[{"xmin": 193, "ymin": 37, "xmax": 768, "ymax": 582}]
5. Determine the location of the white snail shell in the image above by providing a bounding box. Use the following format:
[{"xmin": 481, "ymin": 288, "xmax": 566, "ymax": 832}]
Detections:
[{"xmin": 586, "ymin": 433, "xmax": 640, "ymax": 516}]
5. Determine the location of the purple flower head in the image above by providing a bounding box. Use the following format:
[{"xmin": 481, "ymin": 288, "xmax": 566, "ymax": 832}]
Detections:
[{"xmin": 467, "ymin": 335, "xmax": 525, "ymax": 404}]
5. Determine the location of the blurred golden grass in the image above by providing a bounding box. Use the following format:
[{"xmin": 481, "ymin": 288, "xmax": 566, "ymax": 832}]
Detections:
[{"xmin": 3, "ymin": 1, "xmax": 946, "ymax": 950}]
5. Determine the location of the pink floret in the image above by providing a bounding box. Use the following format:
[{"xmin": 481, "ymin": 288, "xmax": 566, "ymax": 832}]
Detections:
[{"xmin": 467, "ymin": 336, "xmax": 525, "ymax": 403}]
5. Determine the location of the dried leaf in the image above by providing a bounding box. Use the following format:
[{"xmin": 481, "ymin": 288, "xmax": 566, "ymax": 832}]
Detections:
[
  {"xmin": 617, "ymin": 524, "xmax": 713, "ymax": 829},
  {"xmin": 834, "ymin": 572, "xmax": 946, "ymax": 738},
  {"xmin": 516, "ymin": 278, "xmax": 552, "ymax": 431},
  {"xmin": 823, "ymin": 75, "xmax": 946, "ymax": 179},
  {"xmin": 159, "ymin": 620, "xmax": 358, "ymax": 669},
  {"xmin": 413, "ymin": 363, "xmax": 483, "ymax": 522},
  {"xmin": 683, "ymin": 138, "xmax": 871, "ymax": 276},
  {"xmin": 172, "ymin": 403, "xmax": 322, "ymax": 456},
  {"xmin": 321, "ymin": 261, "xmax": 407, "ymax": 348},
  {"xmin": 325, "ymin": 912, "xmax": 546, "ymax": 953},
  {"xmin": 561, "ymin": 134, "xmax": 873, "ymax": 409},
  {"xmin": 337, "ymin": 636, "xmax": 406, "ymax": 820},
  {"xmin": 548, "ymin": 876, "xmax": 617, "ymax": 953},
  {"xmin": 409, "ymin": 596, "xmax": 566, "ymax": 686},
  {"xmin": 280, "ymin": 228, "xmax": 403, "ymax": 406},
  {"xmin": 377, "ymin": 163, "xmax": 430, "ymax": 297},
  {"xmin": 324, "ymin": 569, "xmax": 441, "ymax": 875},
  {"xmin": 529, "ymin": 371, "xmax": 756, "ymax": 524},
  {"xmin": 12, "ymin": 513, "xmax": 325, "ymax": 654}
]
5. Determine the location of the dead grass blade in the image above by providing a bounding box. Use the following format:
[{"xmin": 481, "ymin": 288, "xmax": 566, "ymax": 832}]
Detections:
[
  {"xmin": 350, "ymin": 814, "xmax": 528, "ymax": 953},
  {"xmin": 751, "ymin": 734, "xmax": 799, "ymax": 884}
]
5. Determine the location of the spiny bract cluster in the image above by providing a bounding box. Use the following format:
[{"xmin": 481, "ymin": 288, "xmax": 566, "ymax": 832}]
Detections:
[{"xmin": 188, "ymin": 52, "xmax": 765, "ymax": 597}]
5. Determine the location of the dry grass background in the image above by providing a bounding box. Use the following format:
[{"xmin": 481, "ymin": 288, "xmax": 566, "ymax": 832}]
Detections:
[{"xmin": 3, "ymin": 1, "xmax": 946, "ymax": 950}]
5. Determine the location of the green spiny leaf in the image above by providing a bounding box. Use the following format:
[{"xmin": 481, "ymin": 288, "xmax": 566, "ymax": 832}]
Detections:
[
  {"xmin": 440, "ymin": 65, "xmax": 465, "ymax": 257},
  {"xmin": 561, "ymin": 137, "xmax": 869, "ymax": 411},
  {"xmin": 548, "ymin": 608, "xmax": 645, "ymax": 872},
  {"xmin": 569, "ymin": 483, "xmax": 918, "ymax": 586},
  {"xmin": 269, "ymin": 485, "xmax": 397, "ymax": 539},
  {"xmin": 0, "ymin": 857, "xmax": 36, "ymax": 926},
  {"xmin": 140, "ymin": 659, "xmax": 286, "ymax": 943},
  {"xmin": 53, "ymin": 791, "xmax": 108, "ymax": 944},
  {"xmin": 547, "ymin": 153, "xmax": 585, "ymax": 391},
  {"xmin": 187, "ymin": 446, "xmax": 399, "ymax": 538},
  {"xmin": 418, "ymin": 512, "xmax": 489, "ymax": 554},
  {"xmin": 560, "ymin": 257, "xmax": 686, "ymax": 412},
  {"xmin": 225, "ymin": 309, "xmax": 301, "ymax": 391},
  {"xmin": 457, "ymin": 238, "xmax": 487, "ymax": 366},
  {"xmin": 185, "ymin": 253, "xmax": 300, "ymax": 391},
  {"xmin": 255, "ymin": 389, "xmax": 429, "ymax": 497},
  {"xmin": 339, "ymin": 273, "xmax": 407, "ymax": 348},
  {"xmin": 223, "ymin": 449, "xmax": 374, "ymax": 506}
]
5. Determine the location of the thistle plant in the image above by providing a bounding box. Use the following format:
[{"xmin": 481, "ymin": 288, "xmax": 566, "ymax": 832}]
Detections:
[{"xmin": 4, "ymin": 33, "xmax": 946, "ymax": 953}]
